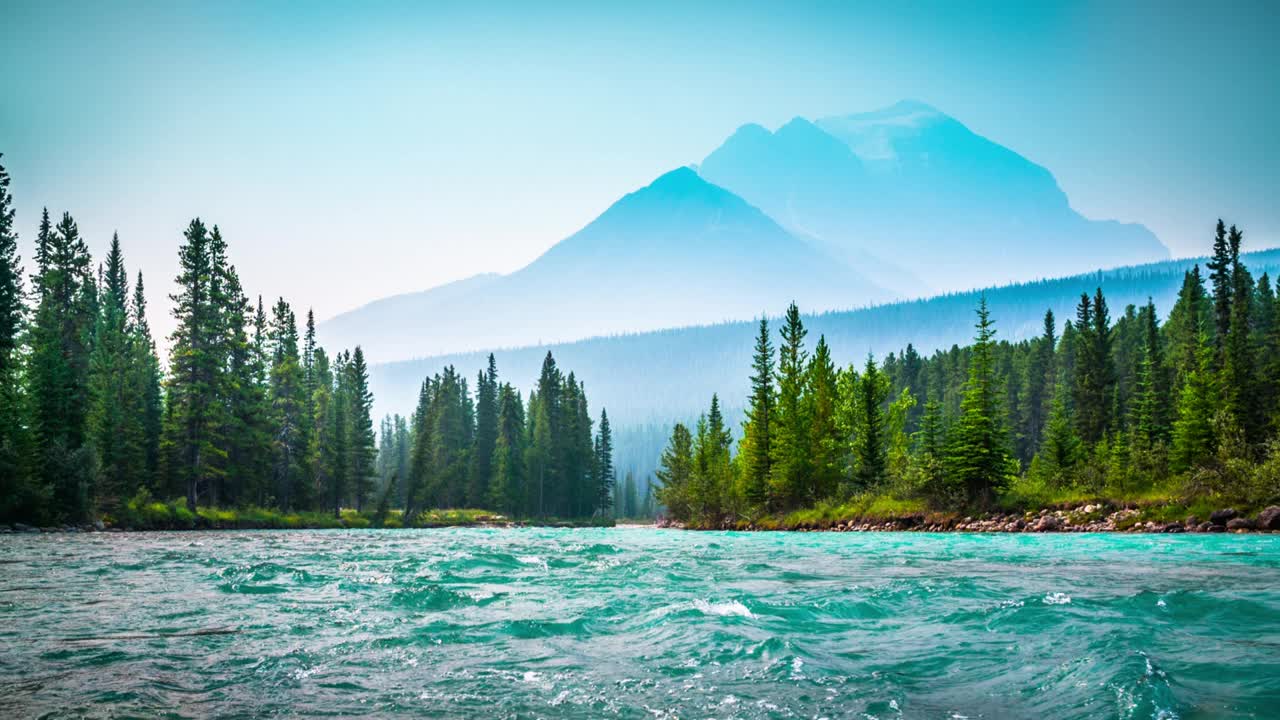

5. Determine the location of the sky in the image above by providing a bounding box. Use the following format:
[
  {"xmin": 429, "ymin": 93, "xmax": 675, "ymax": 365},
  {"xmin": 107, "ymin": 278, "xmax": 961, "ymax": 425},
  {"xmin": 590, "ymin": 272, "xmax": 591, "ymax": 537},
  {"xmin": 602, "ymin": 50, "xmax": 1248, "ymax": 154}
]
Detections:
[{"xmin": 1, "ymin": 0, "xmax": 1277, "ymax": 347}]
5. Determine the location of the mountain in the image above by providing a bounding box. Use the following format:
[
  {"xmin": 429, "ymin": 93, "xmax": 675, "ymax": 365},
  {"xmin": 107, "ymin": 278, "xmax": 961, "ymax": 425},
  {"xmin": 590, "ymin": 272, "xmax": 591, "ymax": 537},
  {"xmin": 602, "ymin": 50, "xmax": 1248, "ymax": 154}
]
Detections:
[
  {"xmin": 698, "ymin": 100, "xmax": 1169, "ymax": 292},
  {"xmin": 320, "ymin": 167, "xmax": 888, "ymax": 362},
  {"xmin": 366, "ymin": 248, "xmax": 1280, "ymax": 481}
]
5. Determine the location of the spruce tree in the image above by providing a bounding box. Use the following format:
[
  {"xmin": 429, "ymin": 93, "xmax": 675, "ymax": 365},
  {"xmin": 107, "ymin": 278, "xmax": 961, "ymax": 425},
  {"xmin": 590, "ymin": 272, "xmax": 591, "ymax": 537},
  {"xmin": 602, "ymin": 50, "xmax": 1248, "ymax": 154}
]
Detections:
[
  {"xmin": 165, "ymin": 219, "xmax": 228, "ymax": 511},
  {"xmin": 594, "ymin": 408, "xmax": 615, "ymax": 514},
  {"xmin": 1039, "ymin": 383, "xmax": 1082, "ymax": 483},
  {"xmin": 1254, "ymin": 274, "xmax": 1280, "ymax": 435},
  {"xmin": 771, "ymin": 302, "xmax": 809, "ymax": 507},
  {"xmin": 489, "ymin": 382, "xmax": 526, "ymax": 516},
  {"xmin": 1206, "ymin": 219, "xmax": 1233, "ymax": 354},
  {"xmin": 267, "ymin": 298, "xmax": 307, "ymax": 509},
  {"xmin": 1222, "ymin": 225, "xmax": 1260, "ymax": 444},
  {"xmin": 944, "ymin": 297, "xmax": 1010, "ymax": 507},
  {"xmin": 29, "ymin": 211, "xmax": 97, "ymax": 521},
  {"xmin": 309, "ymin": 348, "xmax": 336, "ymax": 512},
  {"xmin": 528, "ymin": 353, "xmax": 562, "ymax": 516},
  {"xmin": 805, "ymin": 337, "xmax": 841, "ymax": 502},
  {"xmin": 1072, "ymin": 289, "xmax": 1115, "ymax": 443},
  {"xmin": 853, "ymin": 355, "xmax": 890, "ymax": 488},
  {"xmin": 741, "ymin": 318, "xmax": 774, "ymax": 509},
  {"xmin": 0, "ymin": 156, "xmax": 30, "ymax": 520},
  {"xmin": 1164, "ymin": 266, "xmax": 1212, "ymax": 394},
  {"xmin": 1171, "ymin": 332, "xmax": 1218, "ymax": 472},
  {"xmin": 131, "ymin": 273, "xmax": 164, "ymax": 492},
  {"xmin": 468, "ymin": 354, "xmax": 499, "ymax": 507},
  {"xmin": 346, "ymin": 346, "xmax": 377, "ymax": 510},
  {"xmin": 404, "ymin": 378, "xmax": 437, "ymax": 522},
  {"xmin": 654, "ymin": 423, "xmax": 694, "ymax": 521},
  {"xmin": 1018, "ymin": 310, "xmax": 1056, "ymax": 462},
  {"xmin": 88, "ymin": 234, "xmax": 146, "ymax": 509}
]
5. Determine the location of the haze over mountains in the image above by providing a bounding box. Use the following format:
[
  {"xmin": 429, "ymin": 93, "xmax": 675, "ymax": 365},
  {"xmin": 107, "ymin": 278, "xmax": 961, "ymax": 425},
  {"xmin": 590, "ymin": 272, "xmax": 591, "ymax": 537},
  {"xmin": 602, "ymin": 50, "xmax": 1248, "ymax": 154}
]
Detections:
[
  {"xmin": 700, "ymin": 101, "xmax": 1168, "ymax": 293},
  {"xmin": 320, "ymin": 101, "xmax": 1169, "ymax": 363},
  {"xmin": 321, "ymin": 168, "xmax": 887, "ymax": 362}
]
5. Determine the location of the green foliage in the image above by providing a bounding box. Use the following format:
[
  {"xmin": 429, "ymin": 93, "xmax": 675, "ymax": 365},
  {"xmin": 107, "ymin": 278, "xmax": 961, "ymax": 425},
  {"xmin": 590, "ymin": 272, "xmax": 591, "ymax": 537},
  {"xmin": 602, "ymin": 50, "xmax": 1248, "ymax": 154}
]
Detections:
[{"xmin": 659, "ymin": 222, "xmax": 1280, "ymax": 528}]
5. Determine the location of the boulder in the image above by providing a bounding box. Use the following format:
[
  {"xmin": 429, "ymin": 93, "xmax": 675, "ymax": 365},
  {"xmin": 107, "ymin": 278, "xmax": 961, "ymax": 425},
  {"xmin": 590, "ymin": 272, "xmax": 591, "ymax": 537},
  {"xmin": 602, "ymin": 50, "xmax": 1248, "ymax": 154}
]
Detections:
[
  {"xmin": 1210, "ymin": 508, "xmax": 1238, "ymax": 525},
  {"xmin": 1256, "ymin": 506, "xmax": 1280, "ymax": 531},
  {"xmin": 1035, "ymin": 516, "xmax": 1061, "ymax": 532},
  {"xmin": 1226, "ymin": 517, "xmax": 1255, "ymax": 531},
  {"xmin": 1197, "ymin": 522, "xmax": 1213, "ymax": 533},
  {"xmin": 1163, "ymin": 523, "xmax": 1185, "ymax": 533},
  {"xmin": 93, "ymin": 519, "xmax": 105, "ymax": 532},
  {"xmin": 1208, "ymin": 524, "xmax": 1227, "ymax": 533},
  {"xmin": 1185, "ymin": 515, "xmax": 1200, "ymax": 528}
]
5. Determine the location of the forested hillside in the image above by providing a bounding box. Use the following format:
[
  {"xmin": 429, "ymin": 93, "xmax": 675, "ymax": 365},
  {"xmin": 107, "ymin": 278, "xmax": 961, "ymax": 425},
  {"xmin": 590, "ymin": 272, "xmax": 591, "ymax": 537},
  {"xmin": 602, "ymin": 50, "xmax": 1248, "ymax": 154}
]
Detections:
[
  {"xmin": 657, "ymin": 221, "xmax": 1280, "ymax": 527},
  {"xmin": 370, "ymin": 245, "xmax": 1280, "ymax": 485}
]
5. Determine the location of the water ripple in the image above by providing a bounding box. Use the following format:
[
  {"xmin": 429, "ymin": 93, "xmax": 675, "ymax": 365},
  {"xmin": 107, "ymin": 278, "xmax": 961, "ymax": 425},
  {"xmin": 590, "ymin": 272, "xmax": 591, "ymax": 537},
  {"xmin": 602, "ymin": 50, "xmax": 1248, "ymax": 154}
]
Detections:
[{"xmin": 0, "ymin": 528, "xmax": 1277, "ymax": 718}]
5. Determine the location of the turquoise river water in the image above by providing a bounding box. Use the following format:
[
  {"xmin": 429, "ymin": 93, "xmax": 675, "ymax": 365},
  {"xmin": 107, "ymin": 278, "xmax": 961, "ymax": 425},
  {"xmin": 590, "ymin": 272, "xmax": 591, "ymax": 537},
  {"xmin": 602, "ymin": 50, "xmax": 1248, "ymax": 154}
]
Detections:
[{"xmin": 1, "ymin": 528, "xmax": 1277, "ymax": 718}]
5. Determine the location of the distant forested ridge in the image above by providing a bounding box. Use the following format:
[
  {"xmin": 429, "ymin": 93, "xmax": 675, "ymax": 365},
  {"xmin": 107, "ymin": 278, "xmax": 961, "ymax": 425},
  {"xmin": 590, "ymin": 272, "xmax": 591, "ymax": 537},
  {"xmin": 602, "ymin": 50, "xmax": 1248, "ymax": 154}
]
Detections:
[
  {"xmin": 0, "ymin": 156, "xmax": 613, "ymax": 527},
  {"xmin": 654, "ymin": 222, "xmax": 1280, "ymax": 527},
  {"xmin": 368, "ymin": 246, "xmax": 1280, "ymax": 488}
]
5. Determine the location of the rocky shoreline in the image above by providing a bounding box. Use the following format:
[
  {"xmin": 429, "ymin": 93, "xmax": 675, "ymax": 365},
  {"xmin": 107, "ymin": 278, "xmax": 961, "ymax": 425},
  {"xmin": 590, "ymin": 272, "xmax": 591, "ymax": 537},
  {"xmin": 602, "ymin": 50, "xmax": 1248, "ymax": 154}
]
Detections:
[
  {"xmin": 4, "ymin": 505, "xmax": 1279, "ymax": 535},
  {"xmin": 683, "ymin": 504, "xmax": 1280, "ymax": 534}
]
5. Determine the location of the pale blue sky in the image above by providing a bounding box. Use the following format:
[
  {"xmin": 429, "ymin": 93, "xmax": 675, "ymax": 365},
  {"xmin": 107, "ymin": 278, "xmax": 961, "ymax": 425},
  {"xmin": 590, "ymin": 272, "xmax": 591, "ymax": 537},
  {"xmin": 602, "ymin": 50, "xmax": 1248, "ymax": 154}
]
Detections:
[{"xmin": 1, "ymin": 1, "xmax": 1276, "ymax": 343}]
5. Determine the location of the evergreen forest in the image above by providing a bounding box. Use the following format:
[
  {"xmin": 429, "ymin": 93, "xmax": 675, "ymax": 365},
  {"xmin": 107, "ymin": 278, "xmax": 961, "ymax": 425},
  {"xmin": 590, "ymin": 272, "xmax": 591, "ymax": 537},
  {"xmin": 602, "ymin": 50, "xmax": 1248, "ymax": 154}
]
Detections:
[
  {"xmin": 0, "ymin": 157, "xmax": 613, "ymax": 528},
  {"xmin": 656, "ymin": 221, "xmax": 1280, "ymax": 526}
]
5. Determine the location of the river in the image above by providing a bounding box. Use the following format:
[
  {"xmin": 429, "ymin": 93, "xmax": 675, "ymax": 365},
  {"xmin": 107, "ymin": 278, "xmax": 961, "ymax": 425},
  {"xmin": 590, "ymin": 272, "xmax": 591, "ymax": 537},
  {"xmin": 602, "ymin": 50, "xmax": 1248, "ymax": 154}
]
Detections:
[{"xmin": 1, "ymin": 528, "xmax": 1277, "ymax": 718}]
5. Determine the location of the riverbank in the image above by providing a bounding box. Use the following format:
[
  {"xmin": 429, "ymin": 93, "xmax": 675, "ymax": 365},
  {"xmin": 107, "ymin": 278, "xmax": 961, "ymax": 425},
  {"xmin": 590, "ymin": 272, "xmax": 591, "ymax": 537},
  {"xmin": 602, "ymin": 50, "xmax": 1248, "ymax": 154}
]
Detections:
[
  {"xmin": 0, "ymin": 503, "xmax": 614, "ymax": 534},
  {"xmin": 687, "ymin": 502, "xmax": 1280, "ymax": 534}
]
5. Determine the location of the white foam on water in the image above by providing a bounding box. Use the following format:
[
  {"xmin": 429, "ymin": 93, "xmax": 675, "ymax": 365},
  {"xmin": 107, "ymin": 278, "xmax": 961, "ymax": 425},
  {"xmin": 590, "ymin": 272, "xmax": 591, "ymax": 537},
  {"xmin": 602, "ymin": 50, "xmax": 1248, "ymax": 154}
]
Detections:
[
  {"xmin": 1043, "ymin": 592, "xmax": 1072, "ymax": 605},
  {"xmin": 692, "ymin": 599, "xmax": 753, "ymax": 617}
]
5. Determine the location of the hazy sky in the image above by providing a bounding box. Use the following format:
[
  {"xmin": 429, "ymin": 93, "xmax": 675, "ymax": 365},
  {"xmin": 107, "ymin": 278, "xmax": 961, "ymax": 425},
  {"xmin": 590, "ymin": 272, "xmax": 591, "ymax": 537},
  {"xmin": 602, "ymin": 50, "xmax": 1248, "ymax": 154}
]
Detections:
[{"xmin": 1, "ymin": 0, "xmax": 1276, "ymax": 344}]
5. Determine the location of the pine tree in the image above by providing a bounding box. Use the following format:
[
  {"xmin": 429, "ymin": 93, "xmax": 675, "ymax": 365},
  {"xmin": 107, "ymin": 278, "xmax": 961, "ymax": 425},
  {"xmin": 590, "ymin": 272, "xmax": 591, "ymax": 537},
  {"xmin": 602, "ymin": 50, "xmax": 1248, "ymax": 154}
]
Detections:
[
  {"xmin": 131, "ymin": 273, "xmax": 164, "ymax": 493},
  {"xmin": 805, "ymin": 337, "xmax": 841, "ymax": 502},
  {"xmin": 303, "ymin": 309, "xmax": 317, "ymax": 391},
  {"xmin": 527, "ymin": 353, "xmax": 562, "ymax": 517},
  {"xmin": 0, "ymin": 155, "xmax": 31, "ymax": 520},
  {"xmin": 1019, "ymin": 310, "xmax": 1056, "ymax": 461},
  {"xmin": 771, "ymin": 302, "xmax": 809, "ymax": 508},
  {"xmin": 489, "ymin": 382, "xmax": 526, "ymax": 516},
  {"xmin": 655, "ymin": 423, "xmax": 694, "ymax": 521},
  {"xmin": 164, "ymin": 219, "xmax": 229, "ymax": 512},
  {"xmin": 1221, "ymin": 224, "xmax": 1261, "ymax": 444},
  {"xmin": 428, "ymin": 365, "xmax": 472, "ymax": 509},
  {"xmin": 404, "ymin": 378, "xmax": 437, "ymax": 522},
  {"xmin": 1130, "ymin": 300, "xmax": 1170, "ymax": 447},
  {"xmin": 29, "ymin": 211, "xmax": 97, "ymax": 521},
  {"xmin": 345, "ymin": 346, "xmax": 377, "ymax": 510},
  {"xmin": 944, "ymin": 297, "xmax": 1010, "ymax": 507},
  {"xmin": 853, "ymin": 355, "xmax": 890, "ymax": 488},
  {"xmin": 88, "ymin": 234, "xmax": 147, "ymax": 509},
  {"xmin": 1072, "ymin": 289, "xmax": 1115, "ymax": 443},
  {"xmin": 1254, "ymin": 273, "xmax": 1280, "ymax": 435},
  {"xmin": 1171, "ymin": 331, "xmax": 1218, "ymax": 472},
  {"xmin": 323, "ymin": 350, "xmax": 349, "ymax": 517},
  {"xmin": 267, "ymin": 298, "xmax": 307, "ymax": 509},
  {"xmin": 309, "ymin": 348, "xmax": 337, "ymax": 513},
  {"xmin": 1164, "ymin": 266, "xmax": 1212, "ymax": 394},
  {"xmin": 468, "ymin": 354, "xmax": 499, "ymax": 507},
  {"xmin": 1206, "ymin": 219, "xmax": 1233, "ymax": 354},
  {"xmin": 594, "ymin": 408, "xmax": 614, "ymax": 514},
  {"xmin": 741, "ymin": 318, "xmax": 774, "ymax": 509}
]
